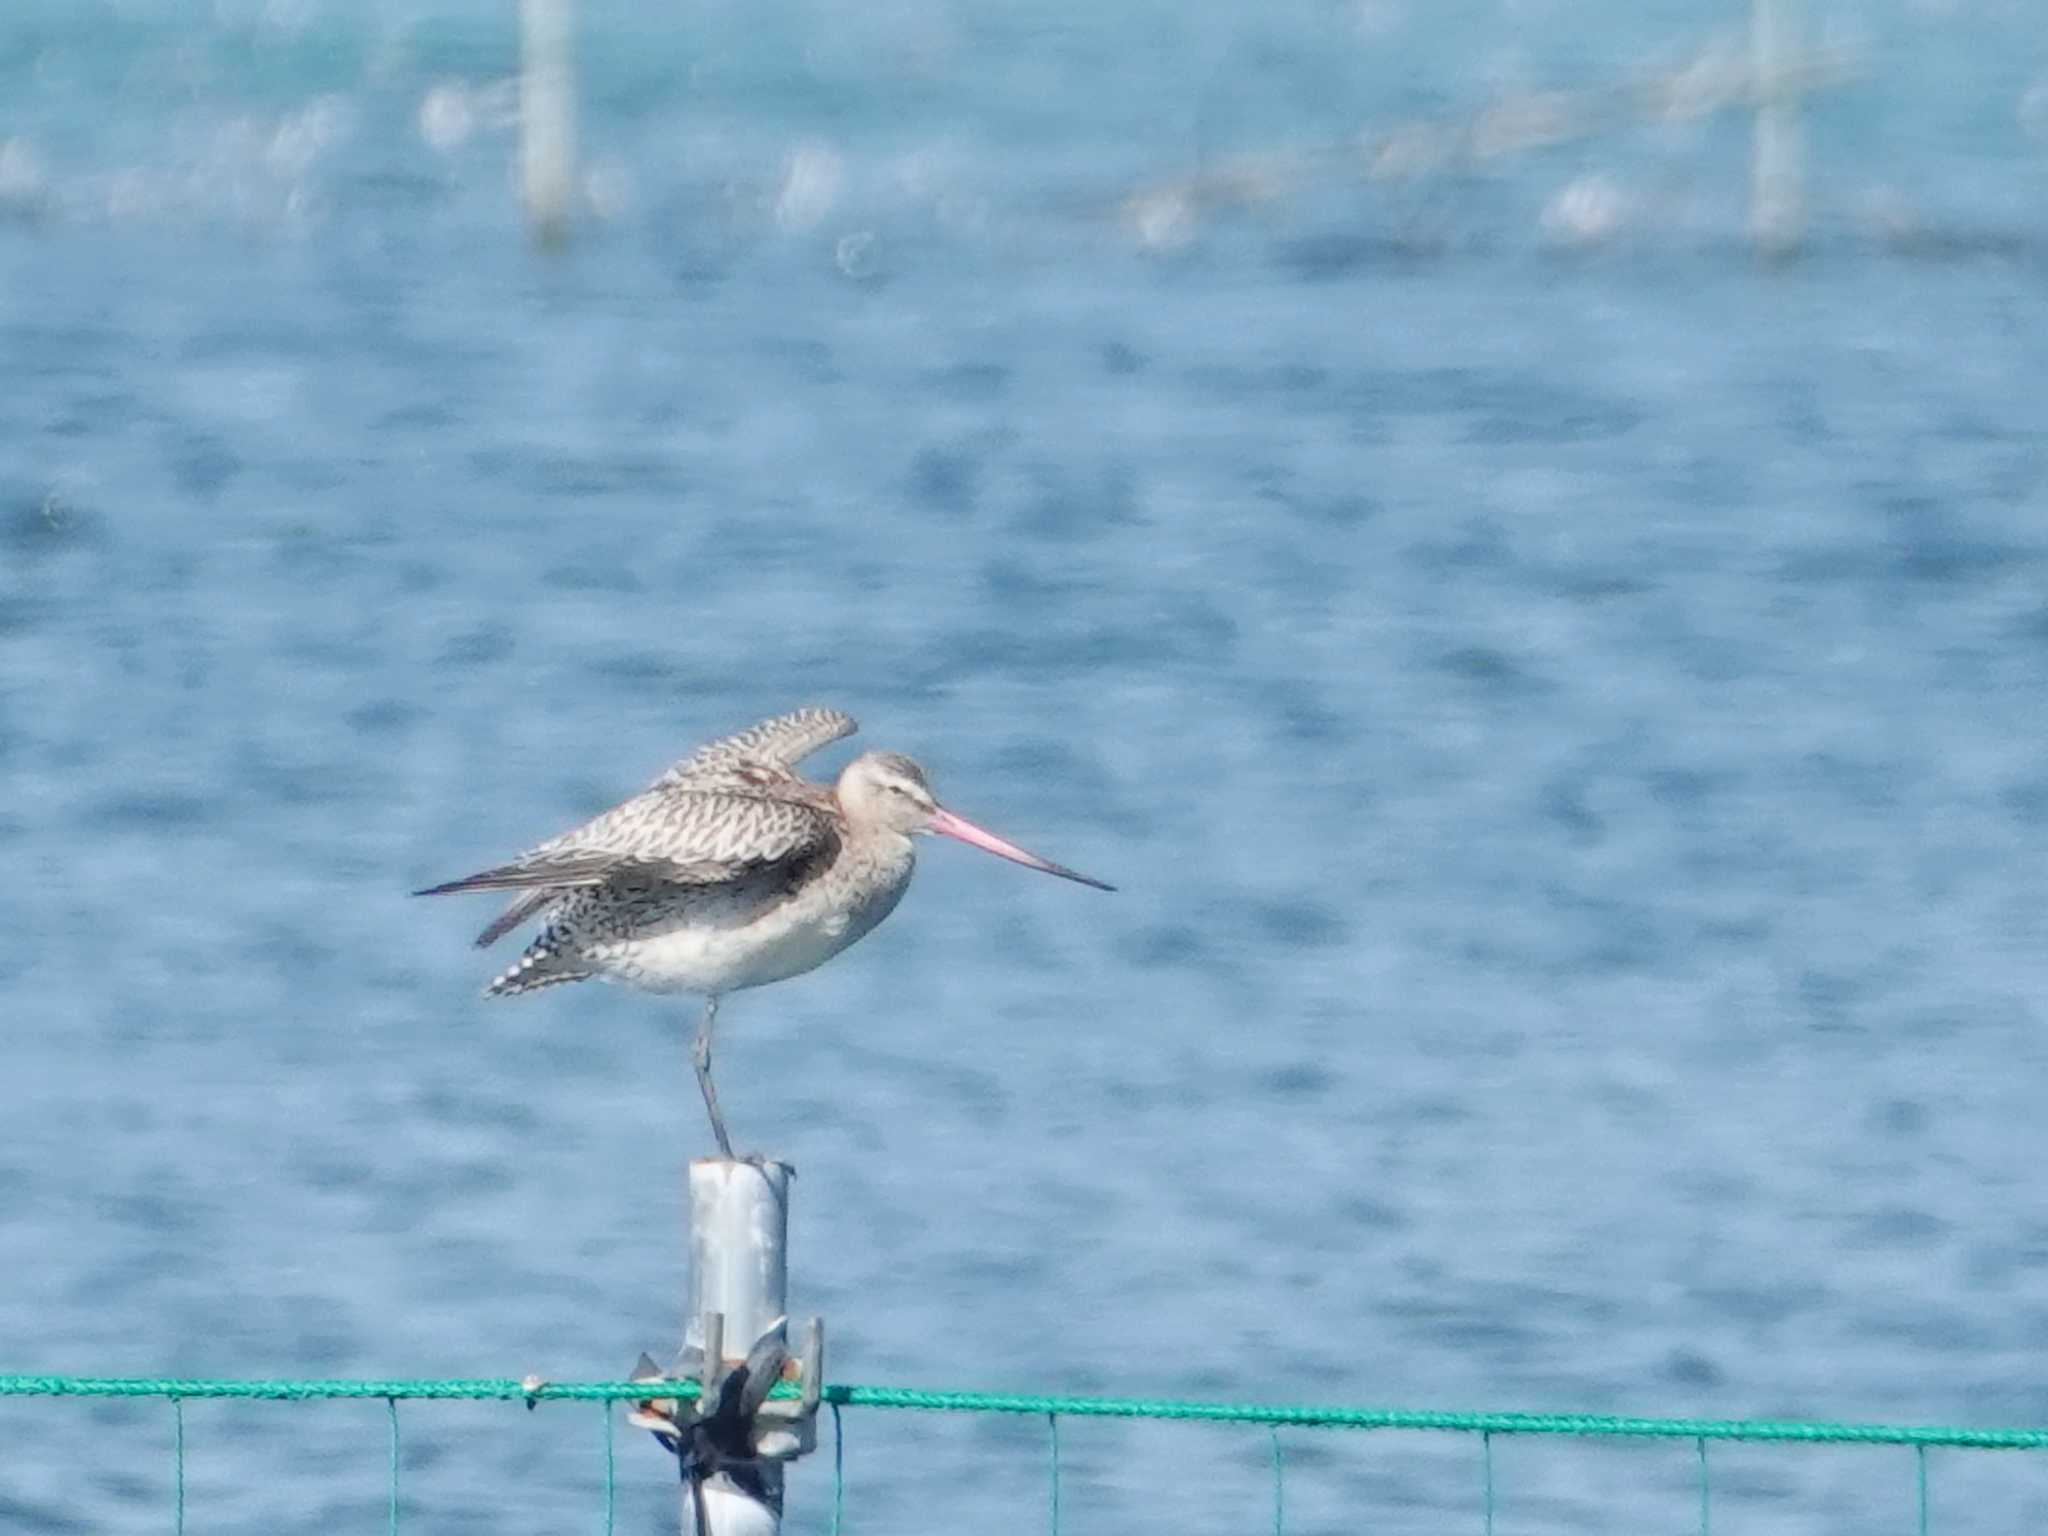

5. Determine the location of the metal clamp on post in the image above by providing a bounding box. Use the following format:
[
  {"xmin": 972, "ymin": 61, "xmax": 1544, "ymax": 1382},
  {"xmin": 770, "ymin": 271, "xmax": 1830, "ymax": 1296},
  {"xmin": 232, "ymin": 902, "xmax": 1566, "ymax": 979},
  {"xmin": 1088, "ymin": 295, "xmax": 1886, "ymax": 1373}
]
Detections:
[
  {"xmin": 629, "ymin": 1316, "xmax": 826, "ymax": 1535},
  {"xmin": 630, "ymin": 1317, "xmax": 826, "ymax": 1464}
]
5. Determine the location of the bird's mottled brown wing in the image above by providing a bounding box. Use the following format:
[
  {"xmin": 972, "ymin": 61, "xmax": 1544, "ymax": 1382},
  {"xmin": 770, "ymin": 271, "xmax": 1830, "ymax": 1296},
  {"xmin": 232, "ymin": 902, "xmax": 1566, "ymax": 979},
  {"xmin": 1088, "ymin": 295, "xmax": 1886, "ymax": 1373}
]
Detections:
[
  {"xmin": 416, "ymin": 787, "xmax": 840, "ymax": 917},
  {"xmin": 419, "ymin": 711, "xmax": 854, "ymax": 945},
  {"xmin": 651, "ymin": 707, "xmax": 857, "ymax": 789}
]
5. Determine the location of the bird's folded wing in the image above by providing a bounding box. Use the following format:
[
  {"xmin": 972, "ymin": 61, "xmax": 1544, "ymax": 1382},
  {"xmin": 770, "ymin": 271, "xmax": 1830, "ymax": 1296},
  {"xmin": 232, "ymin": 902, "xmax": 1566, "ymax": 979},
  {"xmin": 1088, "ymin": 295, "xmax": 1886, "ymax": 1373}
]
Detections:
[
  {"xmin": 472, "ymin": 888, "xmax": 560, "ymax": 948},
  {"xmin": 415, "ymin": 851, "xmax": 689, "ymax": 895},
  {"xmin": 416, "ymin": 790, "xmax": 838, "ymax": 899},
  {"xmin": 651, "ymin": 707, "xmax": 857, "ymax": 788}
]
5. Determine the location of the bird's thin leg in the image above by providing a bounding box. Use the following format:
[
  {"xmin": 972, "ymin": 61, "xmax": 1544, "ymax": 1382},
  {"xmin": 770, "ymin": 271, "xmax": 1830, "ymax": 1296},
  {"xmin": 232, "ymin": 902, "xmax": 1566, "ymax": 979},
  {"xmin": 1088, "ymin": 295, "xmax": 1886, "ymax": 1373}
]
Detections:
[{"xmin": 691, "ymin": 996, "xmax": 737, "ymax": 1161}]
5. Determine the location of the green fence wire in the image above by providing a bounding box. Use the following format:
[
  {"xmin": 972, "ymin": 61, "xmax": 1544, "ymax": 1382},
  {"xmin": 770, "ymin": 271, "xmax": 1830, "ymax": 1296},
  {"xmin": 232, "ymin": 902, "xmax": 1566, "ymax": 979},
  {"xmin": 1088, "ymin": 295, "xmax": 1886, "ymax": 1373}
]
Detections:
[{"xmin": 6, "ymin": 1374, "xmax": 2046, "ymax": 1533}]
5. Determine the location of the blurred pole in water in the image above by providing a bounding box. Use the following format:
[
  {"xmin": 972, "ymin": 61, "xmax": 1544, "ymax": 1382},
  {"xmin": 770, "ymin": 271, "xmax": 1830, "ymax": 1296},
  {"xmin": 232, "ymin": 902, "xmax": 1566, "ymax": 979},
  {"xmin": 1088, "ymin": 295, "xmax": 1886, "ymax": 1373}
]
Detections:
[
  {"xmin": 1750, "ymin": 0, "xmax": 1804, "ymax": 257},
  {"xmin": 521, "ymin": 0, "xmax": 577, "ymax": 243}
]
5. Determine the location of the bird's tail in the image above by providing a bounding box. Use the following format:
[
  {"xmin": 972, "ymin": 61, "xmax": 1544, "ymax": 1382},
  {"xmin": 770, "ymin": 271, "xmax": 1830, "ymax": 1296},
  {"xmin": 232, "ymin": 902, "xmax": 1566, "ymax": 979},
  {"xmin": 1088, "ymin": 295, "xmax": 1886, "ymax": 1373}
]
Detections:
[{"xmin": 484, "ymin": 933, "xmax": 592, "ymax": 998}]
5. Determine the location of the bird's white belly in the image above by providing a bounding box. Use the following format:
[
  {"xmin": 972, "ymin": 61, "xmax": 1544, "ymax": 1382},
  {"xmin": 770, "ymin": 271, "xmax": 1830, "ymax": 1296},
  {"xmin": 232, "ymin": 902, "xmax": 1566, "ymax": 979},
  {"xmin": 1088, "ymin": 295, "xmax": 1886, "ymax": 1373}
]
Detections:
[{"xmin": 593, "ymin": 860, "xmax": 911, "ymax": 996}]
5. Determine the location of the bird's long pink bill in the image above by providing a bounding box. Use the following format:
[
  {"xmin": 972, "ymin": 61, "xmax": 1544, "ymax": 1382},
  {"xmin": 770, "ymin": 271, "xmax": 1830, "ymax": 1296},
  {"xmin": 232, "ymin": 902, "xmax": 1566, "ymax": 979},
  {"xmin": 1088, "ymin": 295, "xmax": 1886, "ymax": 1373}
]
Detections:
[{"xmin": 928, "ymin": 808, "xmax": 1115, "ymax": 891}]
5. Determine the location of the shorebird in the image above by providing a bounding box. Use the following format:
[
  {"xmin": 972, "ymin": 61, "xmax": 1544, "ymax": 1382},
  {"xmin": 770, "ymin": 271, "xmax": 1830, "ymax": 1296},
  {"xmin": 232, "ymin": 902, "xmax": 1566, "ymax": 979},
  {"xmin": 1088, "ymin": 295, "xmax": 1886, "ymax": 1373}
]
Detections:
[{"xmin": 416, "ymin": 708, "xmax": 1112, "ymax": 1158}]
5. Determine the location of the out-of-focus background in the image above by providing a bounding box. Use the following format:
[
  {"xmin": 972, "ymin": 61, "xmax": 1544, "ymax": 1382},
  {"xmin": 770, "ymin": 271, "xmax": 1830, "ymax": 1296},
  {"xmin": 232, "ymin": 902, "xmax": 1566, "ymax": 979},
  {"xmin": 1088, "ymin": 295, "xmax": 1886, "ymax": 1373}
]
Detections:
[{"xmin": 4, "ymin": 0, "xmax": 2047, "ymax": 1531}]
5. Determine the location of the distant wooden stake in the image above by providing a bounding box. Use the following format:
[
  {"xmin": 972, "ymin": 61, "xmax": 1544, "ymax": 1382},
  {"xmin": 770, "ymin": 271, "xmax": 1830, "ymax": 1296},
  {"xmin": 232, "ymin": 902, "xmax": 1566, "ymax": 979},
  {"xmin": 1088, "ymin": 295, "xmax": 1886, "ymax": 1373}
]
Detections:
[
  {"xmin": 520, "ymin": 0, "xmax": 576, "ymax": 243},
  {"xmin": 685, "ymin": 1160, "xmax": 793, "ymax": 1536},
  {"xmin": 1750, "ymin": 0, "xmax": 1803, "ymax": 257}
]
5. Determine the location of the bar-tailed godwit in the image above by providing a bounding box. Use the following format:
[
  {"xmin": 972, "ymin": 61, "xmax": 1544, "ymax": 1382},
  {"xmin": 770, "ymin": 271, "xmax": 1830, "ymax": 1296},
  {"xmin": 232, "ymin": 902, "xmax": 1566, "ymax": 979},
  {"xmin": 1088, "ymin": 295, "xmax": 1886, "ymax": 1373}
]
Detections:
[{"xmin": 416, "ymin": 708, "xmax": 1112, "ymax": 1158}]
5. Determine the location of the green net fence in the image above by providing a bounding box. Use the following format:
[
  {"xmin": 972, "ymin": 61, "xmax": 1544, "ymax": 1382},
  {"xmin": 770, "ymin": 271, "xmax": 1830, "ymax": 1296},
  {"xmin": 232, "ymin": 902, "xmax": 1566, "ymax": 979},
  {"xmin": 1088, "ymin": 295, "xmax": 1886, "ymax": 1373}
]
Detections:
[{"xmin": 6, "ymin": 1374, "xmax": 2047, "ymax": 1534}]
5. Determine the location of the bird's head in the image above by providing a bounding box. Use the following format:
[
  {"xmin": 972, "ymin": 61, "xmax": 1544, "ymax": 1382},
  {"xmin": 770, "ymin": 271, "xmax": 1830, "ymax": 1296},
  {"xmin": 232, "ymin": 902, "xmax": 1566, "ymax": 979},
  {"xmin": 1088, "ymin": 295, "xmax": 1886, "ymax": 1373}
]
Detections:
[
  {"xmin": 835, "ymin": 750, "xmax": 1114, "ymax": 891},
  {"xmin": 837, "ymin": 750, "xmax": 941, "ymax": 835}
]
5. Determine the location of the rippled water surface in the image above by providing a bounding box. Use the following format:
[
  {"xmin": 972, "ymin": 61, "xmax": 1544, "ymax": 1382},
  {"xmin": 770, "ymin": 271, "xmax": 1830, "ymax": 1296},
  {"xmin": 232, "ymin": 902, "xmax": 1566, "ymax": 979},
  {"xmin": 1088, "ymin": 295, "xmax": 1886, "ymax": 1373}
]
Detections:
[{"xmin": 4, "ymin": 2, "xmax": 2048, "ymax": 1532}]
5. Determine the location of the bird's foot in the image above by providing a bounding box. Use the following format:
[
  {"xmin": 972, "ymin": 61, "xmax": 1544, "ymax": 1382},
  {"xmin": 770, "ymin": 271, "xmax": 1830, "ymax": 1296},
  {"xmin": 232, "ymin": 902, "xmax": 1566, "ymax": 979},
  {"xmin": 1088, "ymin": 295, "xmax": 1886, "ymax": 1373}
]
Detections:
[{"xmin": 695, "ymin": 1149, "xmax": 795, "ymax": 1179}]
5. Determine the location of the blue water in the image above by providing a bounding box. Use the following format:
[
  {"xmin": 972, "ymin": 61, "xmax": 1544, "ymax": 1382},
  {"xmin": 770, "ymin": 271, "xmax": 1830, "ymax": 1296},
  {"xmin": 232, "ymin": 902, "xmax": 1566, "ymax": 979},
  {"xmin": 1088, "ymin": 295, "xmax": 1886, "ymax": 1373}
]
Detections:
[{"xmin": 5, "ymin": 1, "xmax": 2048, "ymax": 1531}]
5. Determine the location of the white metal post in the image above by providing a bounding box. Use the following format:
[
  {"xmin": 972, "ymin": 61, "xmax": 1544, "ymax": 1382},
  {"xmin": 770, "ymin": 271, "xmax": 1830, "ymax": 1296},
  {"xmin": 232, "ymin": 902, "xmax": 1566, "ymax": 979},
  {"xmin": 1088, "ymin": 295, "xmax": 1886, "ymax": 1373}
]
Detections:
[
  {"xmin": 684, "ymin": 1159, "xmax": 793, "ymax": 1536},
  {"xmin": 520, "ymin": 0, "xmax": 577, "ymax": 242}
]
